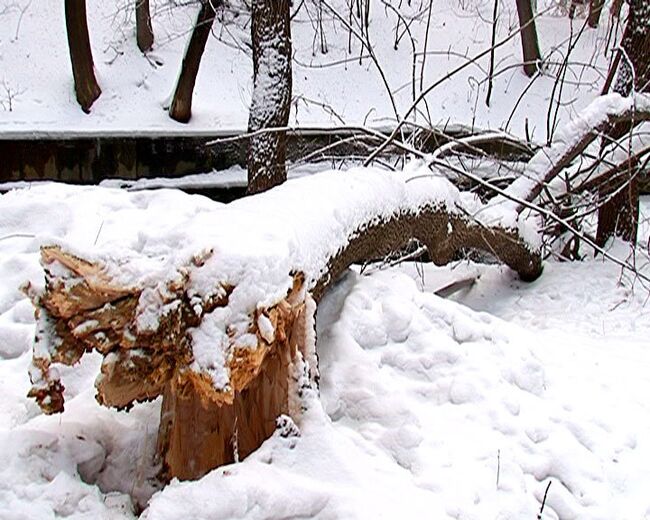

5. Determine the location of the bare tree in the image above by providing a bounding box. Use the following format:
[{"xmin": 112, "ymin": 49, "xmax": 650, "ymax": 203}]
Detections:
[
  {"xmin": 247, "ymin": 0, "xmax": 292, "ymax": 194},
  {"xmin": 596, "ymin": 0, "xmax": 650, "ymax": 246},
  {"xmin": 64, "ymin": 0, "xmax": 101, "ymax": 112},
  {"xmin": 169, "ymin": 0, "xmax": 221, "ymax": 123},
  {"xmin": 136, "ymin": 0, "xmax": 154, "ymax": 52},
  {"xmin": 515, "ymin": 0, "xmax": 542, "ymax": 77}
]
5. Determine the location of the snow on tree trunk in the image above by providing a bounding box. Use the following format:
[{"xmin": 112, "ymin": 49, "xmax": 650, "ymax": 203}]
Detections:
[
  {"xmin": 515, "ymin": 0, "xmax": 541, "ymax": 77},
  {"xmin": 26, "ymin": 167, "xmax": 541, "ymax": 481},
  {"xmin": 596, "ymin": 0, "xmax": 650, "ymax": 246},
  {"xmin": 247, "ymin": 0, "xmax": 292, "ymax": 194},
  {"xmin": 65, "ymin": 0, "xmax": 101, "ymax": 113},
  {"xmin": 136, "ymin": 0, "xmax": 154, "ymax": 53},
  {"xmin": 169, "ymin": 0, "xmax": 221, "ymax": 123}
]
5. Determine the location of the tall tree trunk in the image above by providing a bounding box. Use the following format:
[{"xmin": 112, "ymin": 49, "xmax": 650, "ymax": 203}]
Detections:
[
  {"xmin": 247, "ymin": 0, "xmax": 292, "ymax": 194},
  {"xmin": 588, "ymin": 0, "xmax": 605, "ymax": 27},
  {"xmin": 136, "ymin": 0, "xmax": 154, "ymax": 52},
  {"xmin": 64, "ymin": 0, "xmax": 101, "ymax": 113},
  {"xmin": 169, "ymin": 0, "xmax": 220, "ymax": 123},
  {"xmin": 596, "ymin": 0, "xmax": 650, "ymax": 246},
  {"xmin": 515, "ymin": 0, "xmax": 542, "ymax": 77}
]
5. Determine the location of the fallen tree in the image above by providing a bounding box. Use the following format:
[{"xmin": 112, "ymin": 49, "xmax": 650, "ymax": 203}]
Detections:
[{"xmin": 27, "ymin": 167, "xmax": 541, "ymax": 481}]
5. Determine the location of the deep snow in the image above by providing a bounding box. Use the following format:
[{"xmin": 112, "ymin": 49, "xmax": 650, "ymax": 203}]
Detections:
[{"xmin": 0, "ymin": 180, "xmax": 649, "ymax": 519}]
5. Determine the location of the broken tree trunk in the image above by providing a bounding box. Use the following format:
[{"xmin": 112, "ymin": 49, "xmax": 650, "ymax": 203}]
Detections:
[{"xmin": 27, "ymin": 168, "xmax": 542, "ymax": 482}]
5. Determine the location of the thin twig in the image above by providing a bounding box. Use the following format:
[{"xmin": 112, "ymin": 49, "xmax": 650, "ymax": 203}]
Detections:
[{"xmin": 537, "ymin": 481, "xmax": 552, "ymax": 519}]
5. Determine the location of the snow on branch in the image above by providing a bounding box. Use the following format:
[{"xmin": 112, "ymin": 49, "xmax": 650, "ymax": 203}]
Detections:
[{"xmin": 498, "ymin": 93, "xmax": 650, "ymax": 211}]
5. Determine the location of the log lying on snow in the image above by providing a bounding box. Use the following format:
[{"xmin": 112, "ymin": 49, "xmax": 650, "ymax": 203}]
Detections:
[{"xmin": 27, "ymin": 166, "xmax": 542, "ymax": 481}]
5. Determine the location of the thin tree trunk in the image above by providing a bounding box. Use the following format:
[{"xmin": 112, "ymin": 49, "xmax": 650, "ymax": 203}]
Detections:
[
  {"xmin": 596, "ymin": 0, "xmax": 650, "ymax": 246},
  {"xmin": 169, "ymin": 0, "xmax": 220, "ymax": 123},
  {"xmin": 610, "ymin": 0, "xmax": 623, "ymax": 18},
  {"xmin": 136, "ymin": 0, "xmax": 154, "ymax": 52},
  {"xmin": 588, "ymin": 0, "xmax": 605, "ymax": 27},
  {"xmin": 247, "ymin": 0, "xmax": 292, "ymax": 194},
  {"xmin": 64, "ymin": 0, "xmax": 101, "ymax": 113},
  {"xmin": 515, "ymin": 0, "xmax": 542, "ymax": 77}
]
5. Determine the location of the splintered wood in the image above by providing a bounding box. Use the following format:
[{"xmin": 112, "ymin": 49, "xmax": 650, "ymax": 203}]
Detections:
[{"xmin": 28, "ymin": 245, "xmax": 310, "ymax": 480}]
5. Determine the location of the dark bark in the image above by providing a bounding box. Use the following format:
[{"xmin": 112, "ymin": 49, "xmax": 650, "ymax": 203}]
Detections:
[
  {"xmin": 588, "ymin": 0, "xmax": 605, "ymax": 27},
  {"xmin": 596, "ymin": 0, "xmax": 650, "ymax": 246},
  {"xmin": 136, "ymin": 0, "xmax": 154, "ymax": 52},
  {"xmin": 64, "ymin": 0, "xmax": 101, "ymax": 113},
  {"xmin": 611, "ymin": 0, "xmax": 650, "ymax": 98},
  {"xmin": 596, "ymin": 160, "xmax": 640, "ymax": 245},
  {"xmin": 169, "ymin": 0, "xmax": 220, "ymax": 123},
  {"xmin": 246, "ymin": 0, "xmax": 292, "ymax": 194},
  {"xmin": 515, "ymin": 0, "xmax": 542, "ymax": 77}
]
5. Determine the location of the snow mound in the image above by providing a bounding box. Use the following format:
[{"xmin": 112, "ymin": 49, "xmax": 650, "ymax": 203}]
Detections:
[{"xmin": 143, "ymin": 269, "xmax": 650, "ymax": 519}]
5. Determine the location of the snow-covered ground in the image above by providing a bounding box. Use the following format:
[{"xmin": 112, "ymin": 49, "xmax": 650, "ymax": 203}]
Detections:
[
  {"xmin": 0, "ymin": 179, "xmax": 649, "ymax": 519},
  {"xmin": 0, "ymin": 0, "xmax": 617, "ymax": 140}
]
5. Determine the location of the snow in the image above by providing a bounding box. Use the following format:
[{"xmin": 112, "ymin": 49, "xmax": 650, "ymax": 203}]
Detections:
[
  {"xmin": 0, "ymin": 179, "xmax": 650, "ymax": 518},
  {"xmin": 0, "ymin": 0, "xmax": 620, "ymax": 140}
]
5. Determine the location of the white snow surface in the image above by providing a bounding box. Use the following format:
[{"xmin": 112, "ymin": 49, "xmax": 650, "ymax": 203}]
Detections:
[
  {"xmin": 1, "ymin": 180, "xmax": 650, "ymax": 518},
  {"xmin": 0, "ymin": 0, "xmax": 619, "ymax": 140}
]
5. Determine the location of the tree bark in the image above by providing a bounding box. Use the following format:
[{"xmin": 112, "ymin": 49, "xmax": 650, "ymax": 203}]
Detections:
[
  {"xmin": 169, "ymin": 0, "xmax": 220, "ymax": 123},
  {"xmin": 515, "ymin": 0, "xmax": 542, "ymax": 77},
  {"xmin": 596, "ymin": 0, "xmax": 650, "ymax": 246},
  {"xmin": 136, "ymin": 0, "xmax": 154, "ymax": 53},
  {"xmin": 27, "ymin": 171, "xmax": 542, "ymax": 482},
  {"xmin": 247, "ymin": 0, "xmax": 292, "ymax": 194},
  {"xmin": 64, "ymin": 0, "xmax": 101, "ymax": 113},
  {"xmin": 588, "ymin": 0, "xmax": 605, "ymax": 27}
]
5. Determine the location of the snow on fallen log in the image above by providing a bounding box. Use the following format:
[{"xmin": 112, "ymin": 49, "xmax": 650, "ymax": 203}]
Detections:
[{"xmin": 26, "ymin": 165, "xmax": 542, "ymax": 481}]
